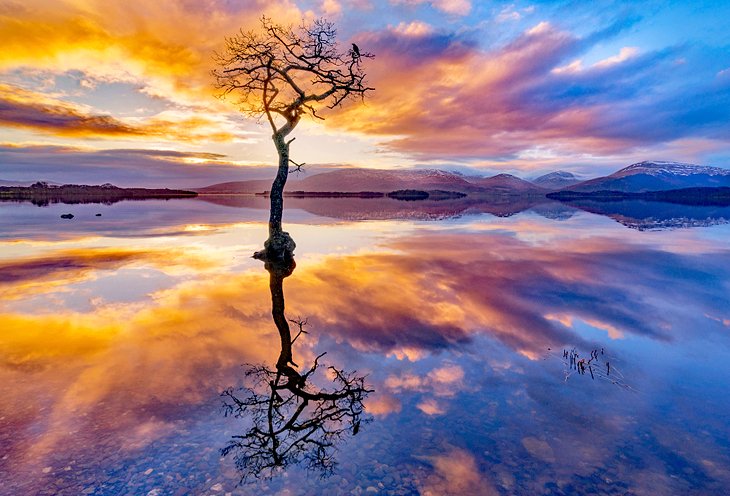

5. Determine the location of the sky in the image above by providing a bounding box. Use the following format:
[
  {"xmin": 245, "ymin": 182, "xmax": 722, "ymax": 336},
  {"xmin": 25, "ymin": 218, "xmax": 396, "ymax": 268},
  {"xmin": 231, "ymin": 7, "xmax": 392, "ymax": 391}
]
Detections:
[{"xmin": 1, "ymin": 0, "xmax": 729, "ymax": 187}]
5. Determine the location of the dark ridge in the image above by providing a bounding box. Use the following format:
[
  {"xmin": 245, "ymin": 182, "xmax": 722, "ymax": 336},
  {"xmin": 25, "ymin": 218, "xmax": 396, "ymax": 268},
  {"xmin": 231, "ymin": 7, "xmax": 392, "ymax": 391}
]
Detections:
[
  {"xmin": 547, "ymin": 187, "xmax": 730, "ymax": 206},
  {"xmin": 0, "ymin": 182, "xmax": 197, "ymax": 206},
  {"xmin": 426, "ymin": 190, "xmax": 468, "ymax": 200},
  {"xmin": 386, "ymin": 190, "xmax": 430, "ymax": 201},
  {"xmin": 273, "ymin": 191, "xmax": 384, "ymax": 198}
]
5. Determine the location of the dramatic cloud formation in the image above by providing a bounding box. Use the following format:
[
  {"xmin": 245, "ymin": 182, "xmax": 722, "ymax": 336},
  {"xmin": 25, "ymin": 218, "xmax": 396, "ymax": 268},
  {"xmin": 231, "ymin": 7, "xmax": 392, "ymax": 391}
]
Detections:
[
  {"xmin": 335, "ymin": 19, "xmax": 730, "ymax": 164},
  {"xmin": 0, "ymin": 0, "xmax": 303, "ymax": 106},
  {"xmin": 0, "ymin": 0, "xmax": 729, "ymax": 181}
]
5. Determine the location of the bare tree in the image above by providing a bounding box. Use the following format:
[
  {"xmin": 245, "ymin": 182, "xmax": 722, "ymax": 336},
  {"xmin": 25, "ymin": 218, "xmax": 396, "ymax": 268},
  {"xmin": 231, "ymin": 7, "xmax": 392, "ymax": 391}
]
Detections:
[
  {"xmin": 221, "ymin": 252, "xmax": 373, "ymax": 482},
  {"xmin": 213, "ymin": 17, "xmax": 374, "ymax": 256}
]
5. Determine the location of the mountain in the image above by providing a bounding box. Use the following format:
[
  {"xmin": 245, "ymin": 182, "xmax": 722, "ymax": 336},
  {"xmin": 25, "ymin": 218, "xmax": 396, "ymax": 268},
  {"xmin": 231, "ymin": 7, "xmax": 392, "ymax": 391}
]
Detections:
[
  {"xmin": 464, "ymin": 173, "xmax": 547, "ymax": 194},
  {"xmin": 195, "ymin": 179, "xmax": 290, "ymax": 194},
  {"xmin": 564, "ymin": 161, "xmax": 730, "ymax": 193},
  {"xmin": 197, "ymin": 169, "xmax": 480, "ymax": 194},
  {"xmin": 294, "ymin": 168, "xmax": 478, "ymax": 193},
  {"xmin": 531, "ymin": 171, "xmax": 581, "ymax": 190},
  {"xmin": 197, "ymin": 169, "xmax": 552, "ymax": 196}
]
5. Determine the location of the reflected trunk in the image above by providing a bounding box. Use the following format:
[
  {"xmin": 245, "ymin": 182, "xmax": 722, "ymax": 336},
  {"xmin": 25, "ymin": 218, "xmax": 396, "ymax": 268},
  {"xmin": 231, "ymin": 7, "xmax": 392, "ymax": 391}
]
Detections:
[{"xmin": 222, "ymin": 231, "xmax": 372, "ymax": 483}]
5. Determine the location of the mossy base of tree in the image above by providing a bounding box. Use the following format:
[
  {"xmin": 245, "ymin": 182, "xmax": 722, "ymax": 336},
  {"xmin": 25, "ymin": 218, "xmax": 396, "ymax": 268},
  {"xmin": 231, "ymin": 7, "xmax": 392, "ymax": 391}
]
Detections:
[{"xmin": 253, "ymin": 231, "xmax": 296, "ymax": 262}]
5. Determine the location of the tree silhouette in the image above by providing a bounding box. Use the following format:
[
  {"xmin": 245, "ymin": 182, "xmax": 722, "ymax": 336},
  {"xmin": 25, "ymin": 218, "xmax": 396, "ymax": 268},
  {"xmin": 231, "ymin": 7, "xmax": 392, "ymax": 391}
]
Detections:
[
  {"xmin": 221, "ymin": 250, "xmax": 373, "ymax": 483},
  {"xmin": 213, "ymin": 17, "xmax": 374, "ymax": 257}
]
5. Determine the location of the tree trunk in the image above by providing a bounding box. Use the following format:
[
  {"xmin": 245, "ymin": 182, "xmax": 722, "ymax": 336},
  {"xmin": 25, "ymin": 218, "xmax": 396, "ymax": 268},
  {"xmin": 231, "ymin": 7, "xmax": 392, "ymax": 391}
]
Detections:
[{"xmin": 269, "ymin": 133, "xmax": 289, "ymax": 237}]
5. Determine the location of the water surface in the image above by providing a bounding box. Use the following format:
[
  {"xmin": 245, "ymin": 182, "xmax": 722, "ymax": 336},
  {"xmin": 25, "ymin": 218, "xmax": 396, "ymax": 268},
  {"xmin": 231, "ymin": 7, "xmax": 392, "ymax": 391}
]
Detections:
[{"xmin": 1, "ymin": 198, "xmax": 730, "ymax": 495}]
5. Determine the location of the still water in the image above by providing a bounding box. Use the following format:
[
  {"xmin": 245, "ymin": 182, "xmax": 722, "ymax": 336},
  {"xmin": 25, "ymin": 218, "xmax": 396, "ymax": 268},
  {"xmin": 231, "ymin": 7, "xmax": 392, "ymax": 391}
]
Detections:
[{"xmin": 1, "ymin": 197, "xmax": 729, "ymax": 495}]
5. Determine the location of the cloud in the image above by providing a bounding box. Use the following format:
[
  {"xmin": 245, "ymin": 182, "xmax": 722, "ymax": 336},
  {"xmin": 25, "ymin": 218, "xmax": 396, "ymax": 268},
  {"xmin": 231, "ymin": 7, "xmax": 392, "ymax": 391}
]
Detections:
[
  {"xmin": 0, "ymin": 143, "xmax": 276, "ymax": 187},
  {"xmin": 593, "ymin": 46, "xmax": 639, "ymax": 68},
  {"xmin": 2, "ymin": 2, "xmax": 727, "ymax": 176},
  {"xmin": 321, "ymin": 0, "xmax": 343, "ymax": 16},
  {"xmin": 331, "ymin": 20, "xmax": 730, "ymax": 164},
  {"xmin": 0, "ymin": 0, "xmax": 304, "ymax": 108},
  {"xmin": 393, "ymin": 21, "xmax": 435, "ymax": 37},
  {"xmin": 390, "ymin": 0, "xmax": 471, "ymax": 16},
  {"xmin": 0, "ymin": 84, "xmax": 246, "ymax": 142},
  {"xmin": 496, "ymin": 4, "xmax": 535, "ymax": 23},
  {"xmin": 0, "ymin": 84, "xmax": 141, "ymax": 137}
]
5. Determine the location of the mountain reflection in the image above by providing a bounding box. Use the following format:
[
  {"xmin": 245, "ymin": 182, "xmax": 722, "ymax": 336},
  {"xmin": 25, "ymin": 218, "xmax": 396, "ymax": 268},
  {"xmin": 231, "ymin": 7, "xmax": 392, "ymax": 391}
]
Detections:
[
  {"xmin": 563, "ymin": 199, "xmax": 730, "ymax": 230},
  {"xmin": 220, "ymin": 237, "xmax": 372, "ymax": 482},
  {"xmin": 198, "ymin": 195, "xmax": 730, "ymax": 229}
]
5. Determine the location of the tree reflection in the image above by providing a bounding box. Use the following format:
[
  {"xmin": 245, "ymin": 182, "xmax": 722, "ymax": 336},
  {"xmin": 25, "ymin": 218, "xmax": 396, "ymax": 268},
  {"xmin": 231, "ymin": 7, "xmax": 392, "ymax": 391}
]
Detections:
[{"xmin": 221, "ymin": 240, "xmax": 372, "ymax": 482}]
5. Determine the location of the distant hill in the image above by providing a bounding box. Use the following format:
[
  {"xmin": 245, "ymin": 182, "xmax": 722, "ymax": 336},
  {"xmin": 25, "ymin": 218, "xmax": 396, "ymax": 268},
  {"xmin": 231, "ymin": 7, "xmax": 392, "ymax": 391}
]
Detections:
[
  {"xmin": 195, "ymin": 179, "xmax": 291, "ymax": 194},
  {"xmin": 564, "ymin": 161, "xmax": 730, "ymax": 193},
  {"xmin": 464, "ymin": 173, "xmax": 547, "ymax": 194},
  {"xmin": 531, "ymin": 171, "xmax": 581, "ymax": 190},
  {"xmin": 548, "ymin": 187, "xmax": 730, "ymax": 206},
  {"xmin": 0, "ymin": 182, "xmax": 197, "ymax": 206},
  {"xmin": 0, "ymin": 179, "xmax": 62, "ymax": 187}
]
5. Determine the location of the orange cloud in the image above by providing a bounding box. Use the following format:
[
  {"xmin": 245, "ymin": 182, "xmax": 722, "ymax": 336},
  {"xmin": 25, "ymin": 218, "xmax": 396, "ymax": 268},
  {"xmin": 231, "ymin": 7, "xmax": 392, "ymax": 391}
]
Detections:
[
  {"xmin": 0, "ymin": 1, "xmax": 304, "ymax": 107},
  {"xmin": 0, "ymin": 83, "xmax": 244, "ymax": 142}
]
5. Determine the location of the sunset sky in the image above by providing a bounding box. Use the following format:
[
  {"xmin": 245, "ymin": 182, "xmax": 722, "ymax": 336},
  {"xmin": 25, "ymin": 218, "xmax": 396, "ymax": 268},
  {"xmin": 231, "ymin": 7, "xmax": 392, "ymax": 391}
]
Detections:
[{"xmin": 1, "ymin": 0, "xmax": 729, "ymax": 187}]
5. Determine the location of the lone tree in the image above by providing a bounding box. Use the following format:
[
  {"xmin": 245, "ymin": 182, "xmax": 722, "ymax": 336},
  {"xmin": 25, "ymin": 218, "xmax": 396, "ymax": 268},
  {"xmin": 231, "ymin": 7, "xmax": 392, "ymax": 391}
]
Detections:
[{"xmin": 213, "ymin": 17, "xmax": 374, "ymax": 255}]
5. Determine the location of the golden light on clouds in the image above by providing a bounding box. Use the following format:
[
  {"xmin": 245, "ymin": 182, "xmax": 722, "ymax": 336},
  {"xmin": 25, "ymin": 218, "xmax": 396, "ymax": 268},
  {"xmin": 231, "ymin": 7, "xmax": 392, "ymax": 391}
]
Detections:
[{"xmin": 0, "ymin": 0, "xmax": 303, "ymax": 105}]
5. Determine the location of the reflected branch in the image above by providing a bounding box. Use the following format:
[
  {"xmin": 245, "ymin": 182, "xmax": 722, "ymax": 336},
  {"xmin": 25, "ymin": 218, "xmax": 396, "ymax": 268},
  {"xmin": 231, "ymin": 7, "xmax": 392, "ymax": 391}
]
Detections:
[{"xmin": 221, "ymin": 238, "xmax": 373, "ymax": 483}]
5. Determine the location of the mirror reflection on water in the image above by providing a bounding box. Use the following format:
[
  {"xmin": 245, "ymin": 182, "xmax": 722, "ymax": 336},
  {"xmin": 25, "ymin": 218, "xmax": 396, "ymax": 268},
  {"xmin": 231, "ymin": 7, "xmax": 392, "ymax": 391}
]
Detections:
[{"xmin": 1, "ymin": 197, "xmax": 730, "ymax": 495}]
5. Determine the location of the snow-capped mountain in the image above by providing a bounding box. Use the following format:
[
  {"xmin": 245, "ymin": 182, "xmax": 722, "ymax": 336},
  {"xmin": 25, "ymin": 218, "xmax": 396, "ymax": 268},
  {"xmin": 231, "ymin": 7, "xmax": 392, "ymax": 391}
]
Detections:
[
  {"xmin": 614, "ymin": 161, "xmax": 730, "ymax": 177},
  {"xmin": 565, "ymin": 161, "xmax": 730, "ymax": 193},
  {"xmin": 530, "ymin": 171, "xmax": 581, "ymax": 190}
]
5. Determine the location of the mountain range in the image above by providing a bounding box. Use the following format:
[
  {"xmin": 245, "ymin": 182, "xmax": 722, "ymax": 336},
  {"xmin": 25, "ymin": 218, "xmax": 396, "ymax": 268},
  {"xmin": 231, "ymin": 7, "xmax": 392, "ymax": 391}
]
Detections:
[
  {"xmin": 197, "ymin": 161, "xmax": 730, "ymax": 197},
  {"xmin": 563, "ymin": 161, "xmax": 730, "ymax": 193},
  {"xmin": 197, "ymin": 169, "xmax": 546, "ymax": 196},
  {"xmin": 5, "ymin": 161, "xmax": 727, "ymax": 201}
]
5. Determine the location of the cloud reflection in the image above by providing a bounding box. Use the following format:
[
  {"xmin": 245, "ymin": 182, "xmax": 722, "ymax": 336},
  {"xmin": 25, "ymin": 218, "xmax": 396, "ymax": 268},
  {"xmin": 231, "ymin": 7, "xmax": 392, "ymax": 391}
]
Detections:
[{"xmin": 2, "ymin": 223, "xmax": 729, "ymax": 493}]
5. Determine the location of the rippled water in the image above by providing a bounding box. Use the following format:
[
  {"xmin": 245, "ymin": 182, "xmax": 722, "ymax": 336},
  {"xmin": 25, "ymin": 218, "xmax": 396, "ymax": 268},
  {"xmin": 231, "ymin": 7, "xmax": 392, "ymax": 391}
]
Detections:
[{"xmin": 2, "ymin": 197, "xmax": 730, "ymax": 495}]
